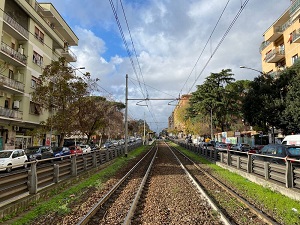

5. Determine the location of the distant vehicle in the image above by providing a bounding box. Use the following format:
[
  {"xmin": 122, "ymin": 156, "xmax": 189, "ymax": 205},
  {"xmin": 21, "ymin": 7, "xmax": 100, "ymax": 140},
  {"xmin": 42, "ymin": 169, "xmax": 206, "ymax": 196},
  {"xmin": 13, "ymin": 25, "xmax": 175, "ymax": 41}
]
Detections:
[
  {"xmin": 0, "ymin": 149, "xmax": 28, "ymax": 172},
  {"xmin": 256, "ymin": 144, "xmax": 300, "ymax": 164},
  {"xmin": 25, "ymin": 146, "xmax": 53, "ymax": 161},
  {"xmin": 103, "ymin": 141, "xmax": 113, "ymax": 148},
  {"xmin": 281, "ymin": 134, "xmax": 300, "ymax": 145},
  {"xmin": 119, "ymin": 139, "xmax": 125, "ymax": 145},
  {"xmin": 53, "ymin": 147, "xmax": 71, "ymax": 160},
  {"xmin": 80, "ymin": 144, "xmax": 92, "ymax": 154},
  {"xmin": 231, "ymin": 143, "xmax": 251, "ymax": 152},
  {"xmin": 69, "ymin": 146, "xmax": 83, "ymax": 155},
  {"xmin": 111, "ymin": 140, "xmax": 119, "ymax": 147}
]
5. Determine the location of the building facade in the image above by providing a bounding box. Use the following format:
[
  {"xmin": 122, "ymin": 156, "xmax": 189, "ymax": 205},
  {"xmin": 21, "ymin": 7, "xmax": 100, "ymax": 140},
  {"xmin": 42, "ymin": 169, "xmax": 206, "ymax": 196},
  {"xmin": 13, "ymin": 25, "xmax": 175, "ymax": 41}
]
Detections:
[
  {"xmin": 0, "ymin": 0, "xmax": 78, "ymax": 149},
  {"xmin": 261, "ymin": 1, "xmax": 300, "ymax": 77}
]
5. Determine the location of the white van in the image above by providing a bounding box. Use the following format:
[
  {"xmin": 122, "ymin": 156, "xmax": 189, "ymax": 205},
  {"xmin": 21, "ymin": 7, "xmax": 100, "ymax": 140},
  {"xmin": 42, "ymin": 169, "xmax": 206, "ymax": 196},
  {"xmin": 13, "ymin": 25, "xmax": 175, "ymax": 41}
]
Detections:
[{"xmin": 281, "ymin": 134, "xmax": 300, "ymax": 145}]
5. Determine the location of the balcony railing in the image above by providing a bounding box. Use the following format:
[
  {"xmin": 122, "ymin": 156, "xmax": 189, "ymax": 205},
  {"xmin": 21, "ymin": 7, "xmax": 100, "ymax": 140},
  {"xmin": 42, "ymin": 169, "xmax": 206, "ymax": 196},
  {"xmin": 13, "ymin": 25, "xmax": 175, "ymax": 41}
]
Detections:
[
  {"xmin": 259, "ymin": 41, "xmax": 271, "ymax": 52},
  {"xmin": 290, "ymin": 0, "xmax": 300, "ymax": 15},
  {"xmin": 0, "ymin": 106, "xmax": 22, "ymax": 120},
  {"xmin": 0, "ymin": 42, "xmax": 27, "ymax": 65},
  {"xmin": 0, "ymin": 74, "xmax": 24, "ymax": 92},
  {"xmin": 265, "ymin": 48, "xmax": 285, "ymax": 63},
  {"xmin": 3, "ymin": 12, "xmax": 29, "ymax": 39},
  {"xmin": 61, "ymin": 48, "xmax": 77, "ymax": 62}
]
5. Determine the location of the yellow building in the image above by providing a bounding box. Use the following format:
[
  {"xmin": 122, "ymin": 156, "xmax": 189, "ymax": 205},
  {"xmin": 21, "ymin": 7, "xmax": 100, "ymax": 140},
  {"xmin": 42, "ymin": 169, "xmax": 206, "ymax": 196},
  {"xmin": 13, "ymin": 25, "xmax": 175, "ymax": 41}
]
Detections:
[
  {"xmin": 169, "ymin": 94, "xmax": 191, "ymax": 136},
  {"xmin": 0, "ymin": 0, "xmax": 78, "ymax": 149},
  {"xmin": 261, "ymin": 1, "xmax": 300, "ymax": 77}
]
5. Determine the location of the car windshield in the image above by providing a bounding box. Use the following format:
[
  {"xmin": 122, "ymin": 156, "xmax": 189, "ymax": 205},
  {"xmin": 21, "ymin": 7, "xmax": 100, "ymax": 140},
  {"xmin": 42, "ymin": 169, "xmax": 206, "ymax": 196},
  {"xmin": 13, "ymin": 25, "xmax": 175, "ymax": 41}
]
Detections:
[
  {"xmin": 25, "ymin": 147, "xmax": 40, "ymax": 153},
  {"xmin": 287, "ymin": 147, "xmax": 300, "ymax": 156},
  {"xmin": 0, "ymin": 151, "xmax": 12, "ymax": 158}
]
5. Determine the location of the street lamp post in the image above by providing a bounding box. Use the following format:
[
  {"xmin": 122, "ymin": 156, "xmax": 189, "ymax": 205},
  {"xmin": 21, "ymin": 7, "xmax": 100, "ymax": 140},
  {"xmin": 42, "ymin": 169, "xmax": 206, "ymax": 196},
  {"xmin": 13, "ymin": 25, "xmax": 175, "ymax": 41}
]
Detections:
[{"xmin": 239, "ymin": 66, "xmax": 264, "ymax": 75}]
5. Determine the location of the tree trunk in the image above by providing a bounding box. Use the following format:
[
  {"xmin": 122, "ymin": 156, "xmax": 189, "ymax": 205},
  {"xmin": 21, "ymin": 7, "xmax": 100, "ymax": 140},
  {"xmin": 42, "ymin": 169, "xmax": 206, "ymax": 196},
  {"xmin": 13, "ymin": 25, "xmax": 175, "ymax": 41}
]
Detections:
[{"xmin": 59, "ymin": 133, "xmax": 65, "ymax": 147}]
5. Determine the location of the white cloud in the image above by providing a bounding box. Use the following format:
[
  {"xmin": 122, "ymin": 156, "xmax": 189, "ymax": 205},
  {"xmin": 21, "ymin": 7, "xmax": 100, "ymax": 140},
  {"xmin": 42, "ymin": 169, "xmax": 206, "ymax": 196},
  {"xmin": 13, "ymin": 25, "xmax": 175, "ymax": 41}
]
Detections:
[{"xmin": 40, "ymin": 0, "xmax": 291, "ymax": 133}]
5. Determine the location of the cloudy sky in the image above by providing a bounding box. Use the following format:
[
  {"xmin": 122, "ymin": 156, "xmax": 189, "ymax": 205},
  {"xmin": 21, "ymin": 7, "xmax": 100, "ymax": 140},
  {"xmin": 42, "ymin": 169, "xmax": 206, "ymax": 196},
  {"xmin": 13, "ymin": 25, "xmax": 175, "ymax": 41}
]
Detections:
[{"xmin": 39, "ymin": 0, "xmax": 290, "ymax": 133}]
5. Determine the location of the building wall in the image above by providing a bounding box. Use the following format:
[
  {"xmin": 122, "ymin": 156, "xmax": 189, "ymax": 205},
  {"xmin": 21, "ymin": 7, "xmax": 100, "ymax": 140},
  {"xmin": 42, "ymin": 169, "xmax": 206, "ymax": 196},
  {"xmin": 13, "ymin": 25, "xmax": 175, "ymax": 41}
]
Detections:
[
  {"xmin": 0, "ymin": 0, "xmax": 78, "ymax": 149},
  {"xmin": 261, "ymin": 3, "xmax": 300, "ymax": 76}
]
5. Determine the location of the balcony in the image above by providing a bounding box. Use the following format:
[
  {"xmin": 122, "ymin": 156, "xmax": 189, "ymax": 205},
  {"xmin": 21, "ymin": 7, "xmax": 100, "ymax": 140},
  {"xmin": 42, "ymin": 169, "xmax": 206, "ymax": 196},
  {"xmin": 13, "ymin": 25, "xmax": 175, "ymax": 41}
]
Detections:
[
  {"xmin": 259, "ymin": 41, "xmax": 271, "ymax": 53},
  {"xmin": 61, "ymin": 48, "xmax": 77, "ymax": 62},
  {"xmin": 292, "ymin": 29, "xmax": 300, "ymax": 43},
  {"xmin": 0, "ymin": 74, "xmax": 25, "ymax": 93},
  {"xmin": 265, "ymin": 48, "xmax": 285, "ymax": 63},
  {"xmin": 0, "ymin": 107, "xmax": 22, "ymax": 120},
  {"xmin": 290, "ymin": 0, "xmax": 300, "ymax": 16},
  {"xmin": 267, "ymin": 26, "xmax": 284, "ymax": 42},
  {"xmin": 0, "ymin": 42, "xmax": 27, "ymax": 66},
  {"xmin": 3, "ymin": 12, "xmax": 29, "ymax": 40}
]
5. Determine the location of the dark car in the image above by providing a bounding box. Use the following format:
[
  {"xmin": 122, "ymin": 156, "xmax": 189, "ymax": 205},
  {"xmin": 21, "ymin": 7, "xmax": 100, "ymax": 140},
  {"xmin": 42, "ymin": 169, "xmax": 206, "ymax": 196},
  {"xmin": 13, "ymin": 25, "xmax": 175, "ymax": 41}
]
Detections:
[
  {"xmin": 256, "ymin": 144, "xmax": 300, "ymax": 164},
  {"xmin": 25, "ymin": 146, "xmax": 53, "ymax": 161},
  {"xmin": 53, "ymin": 146, "xmax": 70, "ymax": 160}
]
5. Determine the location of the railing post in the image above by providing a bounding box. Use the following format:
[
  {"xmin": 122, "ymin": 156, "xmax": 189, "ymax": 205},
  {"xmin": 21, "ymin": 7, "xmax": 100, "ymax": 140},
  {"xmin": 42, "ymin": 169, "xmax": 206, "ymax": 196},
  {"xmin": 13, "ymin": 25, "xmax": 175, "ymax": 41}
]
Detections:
[
  {"xmin": 92, "ymin": 151, "xmax": 97, "ymax": 167},
  {"xmin": 214, "ymin": 149, "xmax": 218, "ymax": 161},
  {"xmin": 264, "ymin": 162, "xmax": 270, "ymax": 180},
  {"xmin": 71, "ymin": 155, "xmax": 77, "ymax": 176},
  {"xmin": 83, "ymin": 157, "xmax": 87, "ymax": 170},
  {"xmin": 247, "ymin": 154, "xmax": 253, "ymax": 173},
  {"xmin": 227, "ymin": 151, "xmax": 231, "ymax": 166},
  {"xmin": 115, "ymin": 148, "xmax": 118, "ymax": 157},
  {"xmin": 53, "ymin": 164, "xmax": 59, "ymax": 183},
  {"xmin": 285, "ymin": 160, "xmax": 294, "ymax": 188},
  {"xmin": 28, "ymin": 162, "xmax": 38, "ymax": 194},
  {"xmin": 106, "ymin": 150, "xmax": 110, "ymax": 162},
  {"xmin": 237, "ymin": 157, "xmax": 240, "ymax": 169}
]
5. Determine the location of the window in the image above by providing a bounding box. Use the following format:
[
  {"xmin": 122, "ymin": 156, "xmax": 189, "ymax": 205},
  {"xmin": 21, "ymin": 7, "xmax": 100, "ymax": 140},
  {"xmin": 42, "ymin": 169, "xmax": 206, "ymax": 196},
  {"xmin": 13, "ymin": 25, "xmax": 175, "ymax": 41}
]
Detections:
[
  {"xmin": 31, "ymin": 76, "xmax": 40, "ymax": 89},
  {"xmin": 292, "ymin": 54, "xmax": 298, "ymax": 65},
  {"xmin": 33, "ymin": 51, "xmax": 43, "ymax": 67},
  {"xmin": 34, "ymin": 26, "xmax": 44, "ymax": 43},
  {"xmin": 8, "ymin": 70, "xmax": 14, "ymax": 79},
  {"xmin": 29, "ymin": 102, "xmax": 41, "ymax": 115}
]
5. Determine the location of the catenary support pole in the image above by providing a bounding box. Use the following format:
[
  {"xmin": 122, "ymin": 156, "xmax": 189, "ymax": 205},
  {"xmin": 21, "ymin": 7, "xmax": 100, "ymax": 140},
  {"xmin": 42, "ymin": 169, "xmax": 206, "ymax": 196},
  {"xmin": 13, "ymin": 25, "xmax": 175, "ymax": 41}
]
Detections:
[{"xmin": 125, "ymin": 74, "xmax": 128, "ymax": 157}]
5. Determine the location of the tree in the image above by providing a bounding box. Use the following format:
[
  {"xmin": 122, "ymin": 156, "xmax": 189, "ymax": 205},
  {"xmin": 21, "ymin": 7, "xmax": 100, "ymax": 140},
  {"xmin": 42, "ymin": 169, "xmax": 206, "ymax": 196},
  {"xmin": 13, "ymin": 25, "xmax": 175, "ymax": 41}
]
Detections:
[
  {"xmin": 32, "ymin": 57, "xmax": 90, "ymax": 146},
  {"xmin": 188, "ymin": 69, "xmax": 235, "ymax": 133}
]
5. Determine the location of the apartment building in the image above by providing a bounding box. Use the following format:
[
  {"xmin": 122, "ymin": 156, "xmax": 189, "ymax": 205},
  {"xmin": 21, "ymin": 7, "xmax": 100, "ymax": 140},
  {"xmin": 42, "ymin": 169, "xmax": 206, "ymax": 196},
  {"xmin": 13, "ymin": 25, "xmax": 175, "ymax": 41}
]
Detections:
[
  {"xmin": 0, "ymin": 0, "xmax": 78, "ymax": 149},
  {"xmin": 261, "ymin": 1, "xmax": 300, "ymax": 77}
]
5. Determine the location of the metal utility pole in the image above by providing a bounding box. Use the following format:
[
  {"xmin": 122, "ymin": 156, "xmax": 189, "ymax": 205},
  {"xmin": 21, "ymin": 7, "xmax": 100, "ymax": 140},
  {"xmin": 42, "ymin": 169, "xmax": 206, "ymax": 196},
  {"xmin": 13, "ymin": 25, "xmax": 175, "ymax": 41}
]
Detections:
[
  {"xmin": 210, "ymin": 107, "xmax": 213, "ymax": 140},
  {"xmin": 124, "ymin": 74, "xmax": 128, "ymax": 157},
  {"xmin": 143, "ymin": 111, "xmax": 146, "ymax": 145}
]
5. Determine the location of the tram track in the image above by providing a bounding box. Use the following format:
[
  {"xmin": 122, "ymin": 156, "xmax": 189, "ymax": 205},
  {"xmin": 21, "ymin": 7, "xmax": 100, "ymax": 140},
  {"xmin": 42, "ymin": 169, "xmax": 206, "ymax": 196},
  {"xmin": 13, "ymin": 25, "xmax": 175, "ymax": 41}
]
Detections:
[{"xmin": 166, "ymin": 141, "xmax": 279, "ymax": 225}]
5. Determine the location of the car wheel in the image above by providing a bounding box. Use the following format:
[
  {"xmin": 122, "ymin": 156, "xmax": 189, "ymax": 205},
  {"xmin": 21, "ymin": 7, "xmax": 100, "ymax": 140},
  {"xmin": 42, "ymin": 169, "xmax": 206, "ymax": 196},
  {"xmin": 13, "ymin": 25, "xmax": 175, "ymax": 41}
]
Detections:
[{"xmin": 6, "ymin": 164, "xmax": 12, "ymax": 172}]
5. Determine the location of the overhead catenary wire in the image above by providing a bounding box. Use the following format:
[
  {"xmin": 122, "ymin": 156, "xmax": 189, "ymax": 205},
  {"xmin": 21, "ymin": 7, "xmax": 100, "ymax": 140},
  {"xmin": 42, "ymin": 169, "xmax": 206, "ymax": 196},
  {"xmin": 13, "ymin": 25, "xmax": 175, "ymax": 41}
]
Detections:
[
  {"xmin": 179, "ymin": 0, "xmax": 231, "ymax": 97},
  {"xmin": 187, "ymin": 0, "xmax": 250, "ymax": 94}
]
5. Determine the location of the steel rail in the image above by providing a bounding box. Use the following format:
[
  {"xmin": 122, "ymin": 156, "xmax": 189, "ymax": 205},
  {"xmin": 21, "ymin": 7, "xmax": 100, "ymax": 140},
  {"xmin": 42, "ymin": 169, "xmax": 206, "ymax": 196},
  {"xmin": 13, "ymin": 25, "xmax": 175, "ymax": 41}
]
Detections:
[
  {"xmin": 170, "ymin": 142, "xmax": 280, "ymax": 225},
  {"xmin": 76, "ymin": 144, "xmax": 156, "ymax": 225}
]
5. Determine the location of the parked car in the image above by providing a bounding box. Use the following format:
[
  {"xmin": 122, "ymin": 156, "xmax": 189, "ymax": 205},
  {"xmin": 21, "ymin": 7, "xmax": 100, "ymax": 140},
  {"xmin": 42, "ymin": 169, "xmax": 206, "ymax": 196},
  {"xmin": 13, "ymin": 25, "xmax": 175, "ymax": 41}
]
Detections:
[
  {"xmin": 0, "ymin": 149, "xmax": 28, "ymax": 172},
  {"xmin": 80, "ymin": 144, "xmax": 91, "ymax": 154},
  {"xmin": 119, "ymin": 139, "xmax": 125, "ymax": 145},
  {"xmin": 53, "ymin": 147, "xmax": 71, "ymax": 160},
  {"xmin": 256, "ymin": 144, "xmax": 300, "ymax": 164},
  {"xmin": 231, "ymin": 143, "xmax": 251, "ymax": 152},
  {"xmin": 103, "ymin": 141, "xmax": 113, "ymax": 148},
  {"xmin": 111, "ymin": 140, "xmax": 119, "ymax": 147},
  {"xmin": 25, "ymin": 146, "xmax": 53, "ymax": 161},
  {"xmin": 281, "ymin": 134, "xmax": 300, "ymax": 145},
  {"xmin": 69, "ymin": 146, "xmax": 83, "ymax": 155}
]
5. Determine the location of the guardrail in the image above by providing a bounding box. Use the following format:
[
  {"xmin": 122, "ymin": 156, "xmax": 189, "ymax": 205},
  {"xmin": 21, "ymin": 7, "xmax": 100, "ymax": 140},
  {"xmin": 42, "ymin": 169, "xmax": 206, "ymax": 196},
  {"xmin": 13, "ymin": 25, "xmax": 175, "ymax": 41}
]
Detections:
[
  {"xmin": 174, "ymin": 140, "xmax": 300, "ymax": 192},
  {"xmin": 0, "ymin": 142, "xmax": 142, "ymax": 218}
]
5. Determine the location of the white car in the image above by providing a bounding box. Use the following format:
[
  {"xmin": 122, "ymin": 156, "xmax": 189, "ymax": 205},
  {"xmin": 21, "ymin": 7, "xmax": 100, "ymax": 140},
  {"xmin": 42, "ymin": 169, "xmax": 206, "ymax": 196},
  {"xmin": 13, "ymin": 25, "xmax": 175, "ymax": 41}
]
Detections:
[
  {"xmin": 0, "ymin": 149, "xmax": 28, "ymax": 172},
  {"xmin": 80, "ymin": 145, "xmax": 92, "ymax": 154}
]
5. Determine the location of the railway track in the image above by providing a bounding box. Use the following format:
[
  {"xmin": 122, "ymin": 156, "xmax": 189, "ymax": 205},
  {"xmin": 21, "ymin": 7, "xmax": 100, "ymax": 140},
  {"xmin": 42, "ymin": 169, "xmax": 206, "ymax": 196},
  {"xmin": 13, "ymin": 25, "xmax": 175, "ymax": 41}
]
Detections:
[
  {"xmin": 166, "ymin": 141, "xmax": 279, "ymax": 225},
  {"xmin": 34, "ymin": 140, "xmax": 280, "ymax": 224}
]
